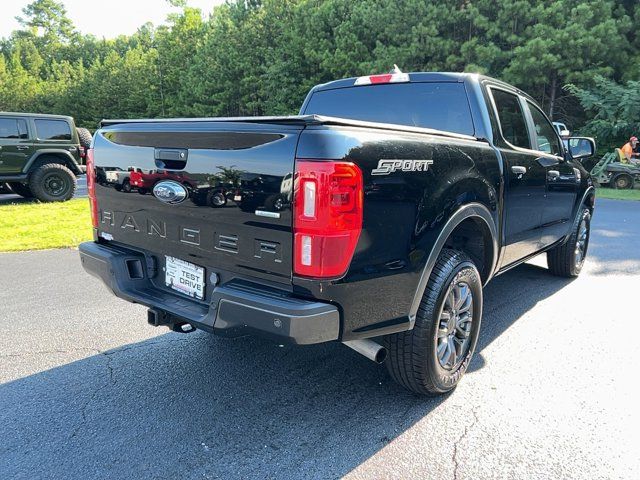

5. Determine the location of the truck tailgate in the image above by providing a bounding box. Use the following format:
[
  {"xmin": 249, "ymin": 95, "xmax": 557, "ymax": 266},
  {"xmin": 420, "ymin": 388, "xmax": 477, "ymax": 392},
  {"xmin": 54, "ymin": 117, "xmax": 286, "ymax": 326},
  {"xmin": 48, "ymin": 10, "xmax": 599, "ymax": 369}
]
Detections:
[{"xmin": 92, "ymin": 121, "xmax": 301, "ymax": 291}]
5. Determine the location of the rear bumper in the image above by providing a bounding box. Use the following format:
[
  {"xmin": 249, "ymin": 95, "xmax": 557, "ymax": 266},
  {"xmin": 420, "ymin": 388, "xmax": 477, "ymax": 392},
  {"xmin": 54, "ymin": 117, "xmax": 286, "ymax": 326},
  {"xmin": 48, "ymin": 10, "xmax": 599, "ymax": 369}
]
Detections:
[{"xmin": 78, "ymin": 241, "xmax": 340, "ymax": 345}]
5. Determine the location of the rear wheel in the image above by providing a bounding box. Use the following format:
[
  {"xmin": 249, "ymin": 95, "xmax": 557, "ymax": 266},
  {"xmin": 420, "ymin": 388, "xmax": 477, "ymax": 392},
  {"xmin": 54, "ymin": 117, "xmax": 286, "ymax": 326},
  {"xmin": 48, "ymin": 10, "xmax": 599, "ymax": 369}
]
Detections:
[
  {"xmin": 610, "ymin": 173, "xmax": 634, "ymax": 189},
  {"xmin": 121, "ymin": 179, "xmax": 132, "ymax": 193},
  {"xmin": 208, "ymin": 190, "xmax": 227, "ymax": 207},
  {"xmin": 28, "ymin": 163, "xmax": 76, "ymax": 202},
  {"xmin": 8, "ymin": 182, "xmax": 34, "ymax": 199},
  {"xmin": 547, "ymin": 207, "xmax": 591, "ymax": 277},
  {"xmin": 385, "ymin": 249, "xmax": 482, "ymax": 396}
]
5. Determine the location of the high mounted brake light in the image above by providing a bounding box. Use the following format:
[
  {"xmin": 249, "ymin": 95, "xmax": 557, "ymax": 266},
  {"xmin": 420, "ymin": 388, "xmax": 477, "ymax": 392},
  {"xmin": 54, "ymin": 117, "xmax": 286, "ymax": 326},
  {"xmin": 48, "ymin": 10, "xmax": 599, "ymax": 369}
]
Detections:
[
  {"xmin": 354, "ymin": 64, "xmax": 409, "ymax": 85},
  {"xmin": 86, "ymin": 148, "xmax": 98, "ymax": 228},
  {"xmin": 293, "ymin": 160, "xmax": 363, "ymax": 278}
]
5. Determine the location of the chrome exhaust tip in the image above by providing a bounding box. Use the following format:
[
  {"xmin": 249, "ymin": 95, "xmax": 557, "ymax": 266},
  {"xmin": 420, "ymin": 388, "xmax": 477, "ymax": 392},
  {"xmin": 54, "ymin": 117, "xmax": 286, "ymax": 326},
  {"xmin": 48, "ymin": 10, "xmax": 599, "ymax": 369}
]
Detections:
[{"xmin": 343, "ymin": 339, "xmax": 387, "ymax": 364}]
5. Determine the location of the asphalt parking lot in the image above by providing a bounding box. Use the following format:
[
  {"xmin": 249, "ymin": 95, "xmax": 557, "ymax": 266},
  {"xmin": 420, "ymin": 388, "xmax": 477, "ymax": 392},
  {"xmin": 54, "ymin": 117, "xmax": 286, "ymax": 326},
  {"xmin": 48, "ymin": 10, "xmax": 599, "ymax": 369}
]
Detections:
[{"xmin": 1, "ymin": 198, "xmax": 639, "ymax": 480}]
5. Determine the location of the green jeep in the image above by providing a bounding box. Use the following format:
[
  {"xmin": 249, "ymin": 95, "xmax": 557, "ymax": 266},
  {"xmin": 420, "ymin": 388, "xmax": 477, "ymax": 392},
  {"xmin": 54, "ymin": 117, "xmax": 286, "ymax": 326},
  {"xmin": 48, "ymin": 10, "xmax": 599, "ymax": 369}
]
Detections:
[{"xmin": 0, "ymin": 112, "xmax": 92, "ymax": 202}]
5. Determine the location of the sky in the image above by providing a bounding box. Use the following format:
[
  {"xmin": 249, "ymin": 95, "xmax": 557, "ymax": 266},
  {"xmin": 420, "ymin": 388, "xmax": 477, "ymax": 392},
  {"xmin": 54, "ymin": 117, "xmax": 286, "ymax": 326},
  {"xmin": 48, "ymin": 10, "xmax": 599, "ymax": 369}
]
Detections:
[{"xmin": 0, "ymin": 0, "xmax": 225, "ymax": 39}]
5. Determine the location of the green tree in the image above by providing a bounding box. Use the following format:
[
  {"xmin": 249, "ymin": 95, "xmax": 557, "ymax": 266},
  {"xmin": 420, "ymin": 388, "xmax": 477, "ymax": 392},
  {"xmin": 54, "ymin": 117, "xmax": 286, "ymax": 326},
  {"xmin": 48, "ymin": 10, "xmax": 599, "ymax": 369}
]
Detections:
[
  {"xmin": 567, "ymin": 76, "xmax": 640, "ymax": 150},
  {"xmin": 499, "ymin": 0, "xmax": 631, "ymax": 118},
  {"xmin": 155, "ymin": 7, "xmax": 206, "ymax": 116},
  {"xmin": 1, "ymin": 0, "xmax": 639, "ymax": 132},
  {"xmin": 13, "ymin": 0, "xmax": 79, "ymax": 72}
]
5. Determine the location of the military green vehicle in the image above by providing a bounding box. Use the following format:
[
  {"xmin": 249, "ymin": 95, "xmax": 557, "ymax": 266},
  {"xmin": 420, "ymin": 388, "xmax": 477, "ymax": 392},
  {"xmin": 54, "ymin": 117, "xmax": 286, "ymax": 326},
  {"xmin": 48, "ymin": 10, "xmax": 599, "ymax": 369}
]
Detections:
[
  {"xmin": 590, "ymin": 149, "xmax": 640, "ymax": 189},
  {"xmin": 0, "ymin": 112, "xmax": 92, "ymax": 201}
]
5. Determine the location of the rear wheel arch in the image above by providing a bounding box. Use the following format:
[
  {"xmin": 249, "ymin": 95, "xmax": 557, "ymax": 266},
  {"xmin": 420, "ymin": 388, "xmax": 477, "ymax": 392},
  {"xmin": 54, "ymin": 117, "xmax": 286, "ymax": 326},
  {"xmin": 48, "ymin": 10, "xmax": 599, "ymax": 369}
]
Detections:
[
  {"xmin": 25, "ymin": 152, "xmax": 81, "ymax": 176},
  {"xmin": 409, "ymin": 202, "xmax": 497, "ymax": 320}
]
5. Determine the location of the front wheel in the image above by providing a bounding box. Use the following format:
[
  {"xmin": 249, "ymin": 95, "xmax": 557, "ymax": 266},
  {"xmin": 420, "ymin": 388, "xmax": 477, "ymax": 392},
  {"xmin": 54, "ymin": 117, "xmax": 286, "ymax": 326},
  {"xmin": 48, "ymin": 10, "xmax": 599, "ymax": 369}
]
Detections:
[
  {"xmin": 547, "ymin": 207, "xmax": 591, "ymax": 277},
  {"xmin": 28, "ymin": 163, "xmax": 76, "ymax": 202},
  {"xmin": 385, "ymin": 249, "xmax": 482, "ymax": 396}
]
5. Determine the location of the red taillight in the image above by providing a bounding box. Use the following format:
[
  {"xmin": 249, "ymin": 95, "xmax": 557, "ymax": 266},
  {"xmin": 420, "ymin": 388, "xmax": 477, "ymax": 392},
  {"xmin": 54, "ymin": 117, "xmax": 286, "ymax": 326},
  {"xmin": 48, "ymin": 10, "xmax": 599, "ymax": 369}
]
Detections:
[
  {"xmin": 86, "ymin": 148, "xmax": 98, "ymax": 228},
  {"xmin": 293, "ymin": 160, "xmax": 363, "ymax": 278}
]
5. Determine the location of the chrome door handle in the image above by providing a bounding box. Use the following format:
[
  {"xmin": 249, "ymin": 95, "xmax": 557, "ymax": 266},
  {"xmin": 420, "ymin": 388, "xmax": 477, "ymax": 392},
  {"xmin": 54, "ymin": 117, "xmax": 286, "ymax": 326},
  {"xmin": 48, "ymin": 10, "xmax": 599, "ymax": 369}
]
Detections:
[
  {"xmin": 16, "ymin": 146, "xmax": 30, "ymax": 150},
  {"xmin": 511, "ymin": 166, "xmax": 527, "ymax": 175},
  {"xmin": 547, "ymin": 170, "xmax": 560, "ymax": 180}
]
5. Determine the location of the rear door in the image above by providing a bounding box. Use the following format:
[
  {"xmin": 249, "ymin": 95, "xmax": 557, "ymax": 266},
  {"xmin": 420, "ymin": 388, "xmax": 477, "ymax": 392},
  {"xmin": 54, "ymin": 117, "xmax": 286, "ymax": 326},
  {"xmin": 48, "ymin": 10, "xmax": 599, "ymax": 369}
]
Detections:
[
  {"xmin": 33, "ymin": 118, "xmax": 75, "ymax": 159},
  {"xmin": 524, "ymin": 101, "xmax": 578, "ymax": 246},
  {"xmin": 92, "ymin": 121, "xmax": 301, "ymax": 293},
  {"xmin": 0, "ymin": 117, "xmax": 32, "ymax": 173},
  {"xmin": 488, "ymin": 87, "xmax": 546, "ymax": 267}
]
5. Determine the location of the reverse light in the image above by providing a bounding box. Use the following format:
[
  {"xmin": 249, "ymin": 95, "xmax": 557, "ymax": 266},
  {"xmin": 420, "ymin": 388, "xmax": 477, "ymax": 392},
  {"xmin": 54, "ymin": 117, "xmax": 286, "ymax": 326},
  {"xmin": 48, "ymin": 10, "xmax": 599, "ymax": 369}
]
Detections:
[
  {"xmin": 86, "ymin": 148, "xmax": 98, "ymax": 228},
  {"xmin": 303, "ymin": 180, "xmax": 316, "ymax": 217},
  {"xmin": 293, "ymin": 160, "xmax": 363, "ymax": 278}
]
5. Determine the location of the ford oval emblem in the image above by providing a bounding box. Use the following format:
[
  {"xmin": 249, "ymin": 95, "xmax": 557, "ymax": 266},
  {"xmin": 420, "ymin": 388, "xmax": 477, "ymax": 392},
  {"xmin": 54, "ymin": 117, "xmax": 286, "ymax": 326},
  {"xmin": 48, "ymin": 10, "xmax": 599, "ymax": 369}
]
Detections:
[{"xmin": 152, "ymin": 180, "xmax": 188, "ymax": 204}]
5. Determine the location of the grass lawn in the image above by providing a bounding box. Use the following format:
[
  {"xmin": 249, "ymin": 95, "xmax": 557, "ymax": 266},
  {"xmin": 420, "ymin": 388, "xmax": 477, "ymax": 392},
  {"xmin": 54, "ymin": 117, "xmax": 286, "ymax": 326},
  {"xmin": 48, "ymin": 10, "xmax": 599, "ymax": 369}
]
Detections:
[
  {"xmin": 596, "ymin": 188, "xmax": 640, "ymax": 201},
  {"xmin": 0, "ymin": 198, "xmax": 93, "ymax": 252}
]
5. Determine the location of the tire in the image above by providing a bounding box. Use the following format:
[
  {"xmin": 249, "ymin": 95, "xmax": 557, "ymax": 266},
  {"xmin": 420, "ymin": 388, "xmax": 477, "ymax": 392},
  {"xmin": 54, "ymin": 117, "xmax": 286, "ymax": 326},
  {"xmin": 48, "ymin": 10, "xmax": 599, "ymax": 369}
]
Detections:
[
  {"xmin": 385, "ymin": 249, "xmax": 483, "ymax": 396},
  {"xmin": 547, "ymin": 207, "xmax": 591, "ymax": 278},
  {"xmin": 137, "ymin": 188, "xmax": 148, "ymax": 195},
  {"xmin": 28, "ymin": 163, "xmax": 76, "ymax": 202},
  {"xmin": 208, "ymin": 190, "xmax": 227, "ymax": 207},
  {"xmin": 76, "ymin": 127, "xmax": 92, "ymax": 149},
  {"xmin": 8, "ymin": 182, "xmax": 34, "ymax": 199},
  {"xmin": 264, "ymin": 194, "xmax": 285, "ymax": 211},
  {"xmin": 610, "ymin": 173, "xmax": 633, "ymax": 189},
  {"xmin": 121, "ymin": 179, "xmax": 132, "ymax": 193}
]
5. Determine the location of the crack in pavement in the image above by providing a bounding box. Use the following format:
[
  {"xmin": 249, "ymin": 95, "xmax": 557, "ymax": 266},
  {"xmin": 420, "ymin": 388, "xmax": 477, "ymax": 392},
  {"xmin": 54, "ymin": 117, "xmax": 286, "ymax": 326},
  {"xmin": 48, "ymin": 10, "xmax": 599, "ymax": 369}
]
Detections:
[
  {"xmin": 452, "ymin": 407, "xmax": 479, "ymax": 480},
  {"xmin": 68, "ymin": 351, "xmax": 116, "ymax": 440},
  {"xmin": 1, "ymin": 333, "xmax": 211, "ymax": 442},
  {"xmin": 65, "ymin": 335, "xmax": 207, "ymax": 440}
]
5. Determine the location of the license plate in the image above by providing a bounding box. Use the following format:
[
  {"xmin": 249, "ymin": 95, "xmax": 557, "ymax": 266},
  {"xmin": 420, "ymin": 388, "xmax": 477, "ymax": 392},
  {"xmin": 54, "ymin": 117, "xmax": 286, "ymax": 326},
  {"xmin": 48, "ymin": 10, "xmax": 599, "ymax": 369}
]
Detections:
[
  {"xmin": 234, "ymin": 195, "xmax": 242, "ymax": 201},
  {"xmin": 165, "ymin": 256, "xmax": 205, "ymax": 300}
]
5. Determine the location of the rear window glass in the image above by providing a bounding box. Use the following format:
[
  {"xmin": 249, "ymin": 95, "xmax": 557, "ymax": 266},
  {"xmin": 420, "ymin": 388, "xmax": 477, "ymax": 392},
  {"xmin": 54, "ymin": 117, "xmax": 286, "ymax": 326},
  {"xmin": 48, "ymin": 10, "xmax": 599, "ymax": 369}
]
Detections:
[
  {"xmin": 35, "ymin": 119, "xmax": 71, "ymax": 141},
  {"xmin": 303, "ymin": 82, "xmax": 474, "ymax": 136}
]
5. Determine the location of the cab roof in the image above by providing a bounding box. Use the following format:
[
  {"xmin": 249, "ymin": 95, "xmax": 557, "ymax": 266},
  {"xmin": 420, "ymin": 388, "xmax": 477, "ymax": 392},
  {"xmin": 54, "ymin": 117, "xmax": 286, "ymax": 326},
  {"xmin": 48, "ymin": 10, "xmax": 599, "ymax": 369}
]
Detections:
[
  {"xmin": 0, "ymin": 111, "xmax": 75, "ymax": 121},
  {"xmin": 311, "ymin": 71, "xmax": 534, "ymax": 102}
]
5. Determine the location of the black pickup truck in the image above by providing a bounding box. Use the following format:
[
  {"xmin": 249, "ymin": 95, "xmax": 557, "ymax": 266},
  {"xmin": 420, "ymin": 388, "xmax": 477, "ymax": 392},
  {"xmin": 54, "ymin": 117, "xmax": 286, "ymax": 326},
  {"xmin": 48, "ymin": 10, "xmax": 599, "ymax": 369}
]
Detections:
[{"xmin": 79, "ymin": 71, "xmax": 595, "ymax": 395}]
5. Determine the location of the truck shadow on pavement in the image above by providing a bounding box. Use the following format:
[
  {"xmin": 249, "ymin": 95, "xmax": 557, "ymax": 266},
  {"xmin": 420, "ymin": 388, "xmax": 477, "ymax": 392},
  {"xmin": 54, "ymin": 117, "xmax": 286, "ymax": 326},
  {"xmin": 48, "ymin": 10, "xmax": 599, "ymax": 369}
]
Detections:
[{"xmin": 0, "ymin": 263, "xmax": 574, "ymax": 479}]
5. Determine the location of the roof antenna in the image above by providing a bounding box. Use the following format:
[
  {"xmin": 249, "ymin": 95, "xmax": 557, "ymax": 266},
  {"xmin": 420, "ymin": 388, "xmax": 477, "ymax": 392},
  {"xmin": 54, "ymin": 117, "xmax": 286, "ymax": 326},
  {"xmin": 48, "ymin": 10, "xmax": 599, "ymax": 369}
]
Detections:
[{"xmin": 390, "ymin": 64, "xmax": 403, "ymax": 74}]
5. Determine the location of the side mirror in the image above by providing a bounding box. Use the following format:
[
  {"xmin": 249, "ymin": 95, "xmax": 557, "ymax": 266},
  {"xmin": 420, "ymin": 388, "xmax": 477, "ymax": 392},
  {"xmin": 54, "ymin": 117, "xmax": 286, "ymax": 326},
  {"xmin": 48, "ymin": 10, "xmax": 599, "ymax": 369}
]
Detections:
[{"xmin": 568, "ymin": 137, "xmax": 595, "ymax": 160}]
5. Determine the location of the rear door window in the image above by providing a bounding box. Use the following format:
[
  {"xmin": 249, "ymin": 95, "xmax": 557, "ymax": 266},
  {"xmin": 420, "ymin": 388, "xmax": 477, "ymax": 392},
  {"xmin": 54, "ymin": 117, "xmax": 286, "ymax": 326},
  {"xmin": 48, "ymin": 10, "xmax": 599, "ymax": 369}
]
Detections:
[
  {"xmin": 303, "ymin": 82, "xmax": 475, "ymax": 136},
  {"xmin": 0, "ymin": 118, "xmax": 20, "ymax": 139},
  {"xmin": 527, "ymin": 102, "xmax": 562, "ymax": 156},
  {"xmin": 35, "ymin": 119, "xmax": 72, "ymax": 141},
  {"xmin": 490, "ymin": 89, "xmax": 531, "ymax": 149}
]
